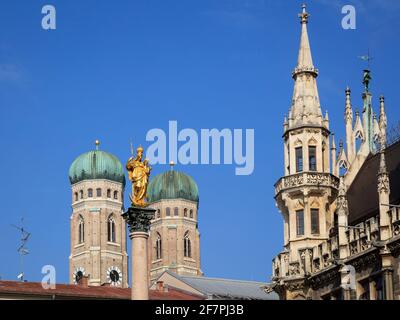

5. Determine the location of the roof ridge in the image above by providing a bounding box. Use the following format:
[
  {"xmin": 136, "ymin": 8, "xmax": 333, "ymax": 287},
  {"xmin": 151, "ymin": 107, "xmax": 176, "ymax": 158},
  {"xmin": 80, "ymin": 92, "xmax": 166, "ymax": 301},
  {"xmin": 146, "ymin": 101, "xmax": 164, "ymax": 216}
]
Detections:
[{"xmin": 176, "ymin": 274, "xmax": 268, "ymax": 285}]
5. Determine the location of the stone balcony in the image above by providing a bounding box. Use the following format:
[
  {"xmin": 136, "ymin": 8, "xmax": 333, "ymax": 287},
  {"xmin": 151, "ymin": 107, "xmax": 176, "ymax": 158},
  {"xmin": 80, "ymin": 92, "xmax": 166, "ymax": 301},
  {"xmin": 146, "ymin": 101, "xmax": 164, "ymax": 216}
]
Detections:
[{"xmin": 275, "ymin": 172, "xmax": 340, "ymax": 196}]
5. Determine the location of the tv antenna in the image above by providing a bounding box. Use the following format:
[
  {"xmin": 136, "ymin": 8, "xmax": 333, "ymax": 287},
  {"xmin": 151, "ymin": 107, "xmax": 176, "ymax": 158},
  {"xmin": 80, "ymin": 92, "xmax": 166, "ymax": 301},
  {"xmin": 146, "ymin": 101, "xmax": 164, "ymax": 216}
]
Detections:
[{"xmin": 11, "ymin": 218, "xmax": 31, "ymax": 282}]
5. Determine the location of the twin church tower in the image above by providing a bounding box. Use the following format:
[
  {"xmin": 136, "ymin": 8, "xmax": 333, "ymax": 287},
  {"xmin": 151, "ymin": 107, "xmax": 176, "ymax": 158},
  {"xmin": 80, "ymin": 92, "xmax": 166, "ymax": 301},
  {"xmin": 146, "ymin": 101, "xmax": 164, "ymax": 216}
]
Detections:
[{"xmin": 68, "ymin": 142, "xmax": 202, "ymax": 287}]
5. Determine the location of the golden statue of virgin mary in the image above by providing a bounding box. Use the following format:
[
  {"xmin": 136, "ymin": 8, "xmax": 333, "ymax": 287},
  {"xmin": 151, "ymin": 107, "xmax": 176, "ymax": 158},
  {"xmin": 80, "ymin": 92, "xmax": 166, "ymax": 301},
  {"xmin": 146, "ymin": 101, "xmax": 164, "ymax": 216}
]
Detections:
[{"xmin": 126, "ymin": 145, "xmax": 151, "ymax": 207}]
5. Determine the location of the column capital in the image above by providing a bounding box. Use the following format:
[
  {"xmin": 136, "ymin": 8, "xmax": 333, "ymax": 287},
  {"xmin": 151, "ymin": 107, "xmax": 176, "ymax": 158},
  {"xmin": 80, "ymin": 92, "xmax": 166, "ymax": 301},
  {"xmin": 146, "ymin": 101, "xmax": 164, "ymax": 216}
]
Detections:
[{"xmin": 122, "ymin": 206, "xmax": 155, "ymax": 233}]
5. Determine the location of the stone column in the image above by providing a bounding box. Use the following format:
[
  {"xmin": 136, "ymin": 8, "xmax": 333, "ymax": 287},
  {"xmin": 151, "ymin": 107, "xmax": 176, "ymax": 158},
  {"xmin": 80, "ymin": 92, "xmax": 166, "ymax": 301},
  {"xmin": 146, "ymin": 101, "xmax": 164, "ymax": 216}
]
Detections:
[
  {"xmin": 381, "ymin": 249, "xmax": 394, "ymax": 300},
  {"xmin": 382, "ymin": 268, "xmax": 394, "ymax": 300},
  {"xmin": 123, "ymin": 206, "xmax": 155, "ymax": 300},
  {"xmin": 369, "ymin": 279, "xmax": 377, "ymax": 300}
]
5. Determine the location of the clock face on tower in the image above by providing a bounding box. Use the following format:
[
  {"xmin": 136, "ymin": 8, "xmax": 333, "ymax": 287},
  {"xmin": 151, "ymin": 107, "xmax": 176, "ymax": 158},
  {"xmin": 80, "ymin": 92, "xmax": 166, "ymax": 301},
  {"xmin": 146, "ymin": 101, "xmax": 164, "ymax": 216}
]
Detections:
[
  {"xmin": 106, "ymin": 266, "xmax": 122, "ymax": 286},
  {"xmin": 73, "ymin": 267, "xmax": 86, "ymax": 284}
]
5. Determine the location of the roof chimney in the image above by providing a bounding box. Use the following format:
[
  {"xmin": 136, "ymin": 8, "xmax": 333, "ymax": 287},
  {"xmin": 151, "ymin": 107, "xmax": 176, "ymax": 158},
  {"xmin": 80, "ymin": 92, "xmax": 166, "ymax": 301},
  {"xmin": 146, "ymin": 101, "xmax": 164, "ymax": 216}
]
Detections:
[
  {"xmin": 77, "ymin": 275, "xmax": 90, "ymax": 288},
  {"xmin": 156, "ymin": 281, "xmax": 169, "ymax": 293}
]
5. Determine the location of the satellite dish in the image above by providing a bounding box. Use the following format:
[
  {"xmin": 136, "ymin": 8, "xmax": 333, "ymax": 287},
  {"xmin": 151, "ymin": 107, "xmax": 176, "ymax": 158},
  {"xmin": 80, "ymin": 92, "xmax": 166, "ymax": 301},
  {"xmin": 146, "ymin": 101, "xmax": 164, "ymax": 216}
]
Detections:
[{"xmin": 17, "ymin": 273, "xmax": 24, "ymax": 280}]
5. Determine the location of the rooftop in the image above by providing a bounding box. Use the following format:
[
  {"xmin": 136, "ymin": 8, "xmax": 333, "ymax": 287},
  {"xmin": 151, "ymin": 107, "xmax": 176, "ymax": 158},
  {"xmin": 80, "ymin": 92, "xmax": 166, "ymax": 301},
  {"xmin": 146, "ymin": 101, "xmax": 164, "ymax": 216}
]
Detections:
[
  {"xmin": 0, "ymin": 280, "xmax": 203, "ymax": 300},
  {"xmin": 160, "ymin": 271, "xmax": 279, "ymax": 300}
]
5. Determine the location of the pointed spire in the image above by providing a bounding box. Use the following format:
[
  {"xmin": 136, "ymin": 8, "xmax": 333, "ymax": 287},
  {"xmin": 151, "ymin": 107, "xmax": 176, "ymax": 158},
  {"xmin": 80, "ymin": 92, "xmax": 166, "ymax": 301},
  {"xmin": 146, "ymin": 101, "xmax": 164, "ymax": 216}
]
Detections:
[
  {"xmin": 337, "ymin": 139, "xmax": 349, "ymax": 174},
  {"xmin": 379, "ymin": 95, "xmax": 387, "ymax": 147},
  {"xmin": 289, "ymin": 4, "xmax": 322, "ymax": 128},
  {"xmin": 373, "ymin": 112, "xmax": 380, "ymax": 143},
  {"xmin": 324, "ymin": 110, "xmax": 329, "ymax": 129},
  {"xmin": 296, "ymin": 4, "xmax": 315, "ymax": 71},
  {"xmin": 331, "ymin": 133, "xmax": 336, "ymax": 150},
  {"xmin": 353, "ymin": 109, "xmax": 365, "ymax": 142},
  {"xmin": 345, "ymin": 87, "xmax": 353, "ymax": 124},
  {"xmin": 378, "ymin": 149, "xmax": 388, "ymax": 175},
  {"xmin": 331, "ymin": 133, "xmax": 338, "ymax": 176}
]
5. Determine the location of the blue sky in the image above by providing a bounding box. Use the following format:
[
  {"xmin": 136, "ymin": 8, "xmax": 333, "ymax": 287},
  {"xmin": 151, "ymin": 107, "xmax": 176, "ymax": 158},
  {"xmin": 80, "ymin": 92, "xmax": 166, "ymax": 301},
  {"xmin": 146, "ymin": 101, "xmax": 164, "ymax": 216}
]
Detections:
[{"xmin": 0, "ymin": 0, "xmax": 399, "ymax": 284}]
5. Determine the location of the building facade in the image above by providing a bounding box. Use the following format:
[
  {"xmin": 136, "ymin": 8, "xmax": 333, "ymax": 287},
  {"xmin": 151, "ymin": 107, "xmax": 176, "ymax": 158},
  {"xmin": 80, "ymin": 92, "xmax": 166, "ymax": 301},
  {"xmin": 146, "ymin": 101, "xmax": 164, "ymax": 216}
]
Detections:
[
  {"xmin": 68, "ymin": 142, "xmax": 128, "ymax": 287},
  {"xmin": 271, "ymin": 5, "xmax": 400, "ymax": 300},
  {"xmin": 147, "ymin": 168, "xmax": 202, "ymax": 281}
]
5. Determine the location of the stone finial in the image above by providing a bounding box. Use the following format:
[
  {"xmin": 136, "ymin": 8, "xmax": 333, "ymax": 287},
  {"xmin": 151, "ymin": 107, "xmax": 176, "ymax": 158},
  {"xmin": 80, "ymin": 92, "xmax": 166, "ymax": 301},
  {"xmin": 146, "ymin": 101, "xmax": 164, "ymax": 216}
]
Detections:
[
  {"xmin": 379, "ymin": 95, "xmax": 387, "ymax": 147},
  {"xmin": 345, "ymin": 87, "xmax": 353, "ymax": 123},
  {"xmin": 299, "ymin": 4, "xmax": 309, "ymax": 24},
  {"xmin": 331, "ymin": 133, "xmax": 336, "ymax": 150}
]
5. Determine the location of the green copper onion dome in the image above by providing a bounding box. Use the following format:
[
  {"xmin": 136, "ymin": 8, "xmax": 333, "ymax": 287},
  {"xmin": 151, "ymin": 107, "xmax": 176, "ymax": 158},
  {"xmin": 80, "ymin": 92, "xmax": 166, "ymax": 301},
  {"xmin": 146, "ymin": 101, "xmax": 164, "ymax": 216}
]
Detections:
[
  {"xmin": 69, "ymin": 143, "xmax": 125, "ymax": 185},
  {"xmin": 147, "ymin": 170, "xmax": 199, "ymax": 203}
]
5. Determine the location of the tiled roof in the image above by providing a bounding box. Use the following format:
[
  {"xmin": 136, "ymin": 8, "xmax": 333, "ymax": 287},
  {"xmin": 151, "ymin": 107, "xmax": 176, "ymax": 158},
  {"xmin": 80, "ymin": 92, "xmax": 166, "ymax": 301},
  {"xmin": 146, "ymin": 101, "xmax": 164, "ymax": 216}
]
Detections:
[{"xmin": 0, "ymin": 280, "xmax": 203, "ymax": 300}]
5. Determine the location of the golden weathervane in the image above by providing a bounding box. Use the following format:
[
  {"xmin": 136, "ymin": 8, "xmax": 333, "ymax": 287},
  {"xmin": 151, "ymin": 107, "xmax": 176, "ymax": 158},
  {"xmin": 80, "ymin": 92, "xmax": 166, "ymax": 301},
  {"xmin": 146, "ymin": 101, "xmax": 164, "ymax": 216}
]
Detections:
[{"xmin": 126, "ymin": 145, "xmax": 151, "ymax": 207}]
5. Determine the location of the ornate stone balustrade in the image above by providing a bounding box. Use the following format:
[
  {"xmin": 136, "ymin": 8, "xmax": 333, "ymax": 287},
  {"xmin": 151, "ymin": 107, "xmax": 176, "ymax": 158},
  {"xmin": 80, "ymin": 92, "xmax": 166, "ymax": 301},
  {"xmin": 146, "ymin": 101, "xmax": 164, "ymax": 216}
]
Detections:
[{"xmin": 275, "ymin": 172, "xmax": 340, "ymax": 196}]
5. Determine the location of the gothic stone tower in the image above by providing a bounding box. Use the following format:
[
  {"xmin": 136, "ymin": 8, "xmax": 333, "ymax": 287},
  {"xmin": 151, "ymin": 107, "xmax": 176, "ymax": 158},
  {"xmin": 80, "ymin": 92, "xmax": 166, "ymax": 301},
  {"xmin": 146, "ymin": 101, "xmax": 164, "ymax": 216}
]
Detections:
[
  {"xmin": 68, "ymin": 142, "xmax": 128, "ymax": 287},
  {"xmin": 147, "ymin": 166, "xmax": 202, "ymax": 282},
  {"xmin": 274, "ymin": 5, "xmax": 339, "ymax": 299}
]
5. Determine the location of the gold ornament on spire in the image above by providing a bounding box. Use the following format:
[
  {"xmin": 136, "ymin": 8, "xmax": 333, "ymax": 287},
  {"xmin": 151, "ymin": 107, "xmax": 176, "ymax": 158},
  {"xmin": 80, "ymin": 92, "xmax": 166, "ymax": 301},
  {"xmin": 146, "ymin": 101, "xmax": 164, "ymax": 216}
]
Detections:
[
  {"xmin": 126, "ymin": 145, "xmax": 152, "ymax": 207},
  {"xmin": 95, "ymin": 139, "xmax": 100, "ymax": 150}
]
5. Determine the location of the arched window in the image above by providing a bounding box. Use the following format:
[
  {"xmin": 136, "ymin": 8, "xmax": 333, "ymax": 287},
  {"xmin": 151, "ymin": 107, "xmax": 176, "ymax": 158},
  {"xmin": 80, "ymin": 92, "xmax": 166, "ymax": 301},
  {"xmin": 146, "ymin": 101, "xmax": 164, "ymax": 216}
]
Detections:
[
  {"xmin": 107, "ymin": 215, "xmax": 116, "ymax": 242},
  {"xmin": 190, "ymin": 210, "xmax": 193, "ymax": 219},
  {"xmin": 184, "ymin": 232, "xmax": 191, "ymax": 258},
  {"xmin": 107, "ymin": 189, "xmax": 111, "ymax": 198},
  {"xmin": 157, "ymin": 209, "xmax": 161, "ymax": 219},
  {"xmin": 113, "ymin": 191, "xmax": 118, "ymax": 200},
  {"xmin": 80, "ymin": 190, "xmax": 83, "ymax": 199},
  {"xmin": 78, "ymin": 215, "xmax": 85, "ymax": 244},
  {"xmin": 96, "ymin": 188, "xmax": 102, "ymax": 197},
  {"xmin": 74, "ymin": 192, "xmax": 78, "ymax": 202},
  {"xmin": 155, "ymin": 233, "xmax": 162, "ymax": 260},
  {"xmin": 166, "ymin": 208, "xmax": 171, "ymax": 216},
  {"xmin": 184, "ymin": 208, "xmax": 188, "ymax": 217},
  {"xmin": 88, "ymin": 188, "xmax": 93, "ymax": 198},
  {"xmin": 174, "ymin": 207, "xmax": 179, "ymax": 216}
]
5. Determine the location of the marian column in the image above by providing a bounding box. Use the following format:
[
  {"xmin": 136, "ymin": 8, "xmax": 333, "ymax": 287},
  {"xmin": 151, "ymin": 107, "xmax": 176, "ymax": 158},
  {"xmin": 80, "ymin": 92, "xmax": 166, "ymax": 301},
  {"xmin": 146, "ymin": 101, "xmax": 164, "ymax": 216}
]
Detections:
[{"xmin": 123, "ymin": 146, "xmax": 156, "ymax": 300}]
